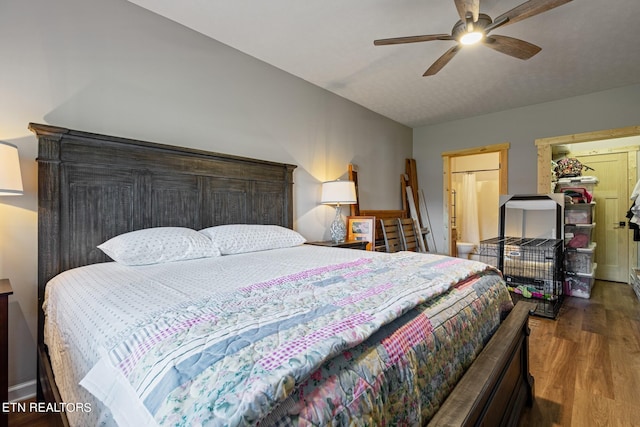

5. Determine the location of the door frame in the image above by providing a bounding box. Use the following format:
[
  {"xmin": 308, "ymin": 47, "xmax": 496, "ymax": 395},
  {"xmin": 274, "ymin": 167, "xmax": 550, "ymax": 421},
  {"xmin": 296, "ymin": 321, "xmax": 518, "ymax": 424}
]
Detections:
[
  {"xmin": 535, "ymin": 125, "xmax": 640, "ymax": 281},
  {"xmin": 442, "ymin": 143, "xmax": 510, "ymax": 255}
]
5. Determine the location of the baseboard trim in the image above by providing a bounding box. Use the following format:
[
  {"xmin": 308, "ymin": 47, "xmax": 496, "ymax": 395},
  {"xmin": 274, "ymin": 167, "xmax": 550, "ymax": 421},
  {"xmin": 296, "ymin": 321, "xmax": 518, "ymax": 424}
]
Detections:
[{"xmin": 9, "ymin": 379, "xmax": 37, "ymax": 402}]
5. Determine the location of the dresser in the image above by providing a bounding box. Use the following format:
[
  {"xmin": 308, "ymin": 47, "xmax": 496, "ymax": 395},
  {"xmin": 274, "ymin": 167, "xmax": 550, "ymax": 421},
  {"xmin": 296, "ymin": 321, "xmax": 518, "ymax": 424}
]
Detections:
[{"xmin": 0, "ymin": 279, "xmax": 12, "ymax": 427}]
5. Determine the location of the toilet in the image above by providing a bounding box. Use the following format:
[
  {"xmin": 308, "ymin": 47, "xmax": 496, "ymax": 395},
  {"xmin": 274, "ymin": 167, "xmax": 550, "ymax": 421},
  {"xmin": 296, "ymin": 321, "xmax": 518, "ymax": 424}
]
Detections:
[{"xmin": 456, "ymin": 241, "xmax": 477, "ymax": 260}]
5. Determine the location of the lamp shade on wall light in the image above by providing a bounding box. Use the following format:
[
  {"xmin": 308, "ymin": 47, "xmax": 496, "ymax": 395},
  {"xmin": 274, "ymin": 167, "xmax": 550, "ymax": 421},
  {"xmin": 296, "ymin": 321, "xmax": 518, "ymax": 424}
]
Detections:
[
  {"xmin": 0, "ymin": 141, "xmax": 23, "ymax": 196},
  {"xmin": 321, "ymin": 180, "xmax": 357, "ymax": 243}
]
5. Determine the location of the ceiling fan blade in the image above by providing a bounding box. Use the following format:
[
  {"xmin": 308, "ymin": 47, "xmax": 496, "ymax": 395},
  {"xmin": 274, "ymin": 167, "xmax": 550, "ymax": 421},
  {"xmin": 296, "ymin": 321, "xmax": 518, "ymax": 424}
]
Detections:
[
  {"xmin": 454, "ymin": 0, "xmax": 480, "ymax": 23},
  {"xmin": 374, "ymin": 34, "xmax": 453, "ymax": 46},
  {"xmin": 494, "ymin": 0, "xmax": 572, "ymax": 28},
  {"xmin": 423, "ymin": 45, "xmax": 461, "ymax": 76},
  {"xmin": 483, "ymin": 35, "xmax": 541, "ymax": 60},
  {"xmin": 484, "ymin": 16, "xmax": 509, "ymax": 34}
]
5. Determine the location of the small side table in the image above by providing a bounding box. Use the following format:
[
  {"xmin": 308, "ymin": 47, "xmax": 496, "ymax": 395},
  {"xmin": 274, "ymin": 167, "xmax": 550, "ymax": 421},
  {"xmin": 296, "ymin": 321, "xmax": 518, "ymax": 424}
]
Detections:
[
  {"xmin": 0, "ymin": 279, "xmax": 12, "ymax": 427},
  {"xmin": 307, "ymin": 240, "xmax": 369, "ymax": 250}
]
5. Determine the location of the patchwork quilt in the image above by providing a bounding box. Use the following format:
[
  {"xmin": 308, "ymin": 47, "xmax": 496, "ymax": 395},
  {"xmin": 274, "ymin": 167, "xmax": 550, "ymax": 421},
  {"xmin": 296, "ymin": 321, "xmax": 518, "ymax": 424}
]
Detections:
[{"xmin": 79, "ymin": 251, "xmax": 512, "ymax": 426}]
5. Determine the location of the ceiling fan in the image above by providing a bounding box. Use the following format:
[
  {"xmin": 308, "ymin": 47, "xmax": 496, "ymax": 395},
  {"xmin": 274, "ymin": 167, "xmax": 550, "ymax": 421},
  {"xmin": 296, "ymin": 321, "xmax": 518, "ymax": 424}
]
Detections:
[{"xmin": 374, "ymin": 0, "xmax": 573, "ymax": 76}]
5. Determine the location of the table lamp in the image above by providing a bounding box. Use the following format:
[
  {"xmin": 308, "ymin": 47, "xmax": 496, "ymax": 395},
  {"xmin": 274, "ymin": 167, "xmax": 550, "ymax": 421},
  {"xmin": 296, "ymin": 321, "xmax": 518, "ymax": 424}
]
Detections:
[{"xmin": 321, "ymin": 179, "xmax": 357, "ymax": 243}]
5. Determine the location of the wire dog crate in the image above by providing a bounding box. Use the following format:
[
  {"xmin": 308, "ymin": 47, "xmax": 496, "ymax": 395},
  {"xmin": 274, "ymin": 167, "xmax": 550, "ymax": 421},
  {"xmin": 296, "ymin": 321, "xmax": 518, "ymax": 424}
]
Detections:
[{"xmin": 480, "ymin": 237, "xmax": 564, "ymax": 319}]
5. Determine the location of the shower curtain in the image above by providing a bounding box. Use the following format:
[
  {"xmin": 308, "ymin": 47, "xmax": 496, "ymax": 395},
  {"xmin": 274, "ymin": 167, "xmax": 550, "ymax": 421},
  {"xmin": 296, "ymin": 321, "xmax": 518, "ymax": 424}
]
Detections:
[{"xmin": 460, "ymin": 173, "xmax": 480, "ymax": 246}]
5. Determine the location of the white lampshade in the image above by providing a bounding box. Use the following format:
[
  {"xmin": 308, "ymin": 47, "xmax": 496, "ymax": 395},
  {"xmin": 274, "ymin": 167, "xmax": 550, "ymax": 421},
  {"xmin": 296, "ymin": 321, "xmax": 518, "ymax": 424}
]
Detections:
[
  {"xmin": 0, "ymin": 141, "xmax": 23, "ymax": 196},
  {"xmin": 321, "ymin": 180, "xmax": 357, "ymax": 205}
]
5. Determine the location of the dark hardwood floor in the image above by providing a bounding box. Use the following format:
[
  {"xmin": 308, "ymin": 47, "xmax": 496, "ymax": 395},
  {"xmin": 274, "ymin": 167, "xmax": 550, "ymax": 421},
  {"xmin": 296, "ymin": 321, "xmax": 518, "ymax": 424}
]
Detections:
[
  {"xmin": 519, "ymin": 280, "xmax": 640, "ymax": 427},
  {"xmin": 8, "ymin": 280, "xmax": 640, "ymax": 427},
  {"xmin": 7, "ymin": 398, "xmax": 58, "ymax": 427}
]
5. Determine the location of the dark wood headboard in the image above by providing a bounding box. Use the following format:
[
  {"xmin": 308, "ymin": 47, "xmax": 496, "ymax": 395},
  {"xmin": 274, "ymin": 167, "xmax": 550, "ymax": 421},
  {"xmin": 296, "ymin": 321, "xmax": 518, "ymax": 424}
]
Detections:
[{"xmin": 31, "ymin": 123, "xmax": 296, "ymax": 343}]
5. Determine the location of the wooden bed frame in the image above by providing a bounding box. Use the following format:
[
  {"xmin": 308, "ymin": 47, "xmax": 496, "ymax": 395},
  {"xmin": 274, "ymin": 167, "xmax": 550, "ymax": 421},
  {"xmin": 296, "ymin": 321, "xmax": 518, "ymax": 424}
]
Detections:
[{"xmin": 31, "ymin": 123, "xmax": 534, "ymax": 427}]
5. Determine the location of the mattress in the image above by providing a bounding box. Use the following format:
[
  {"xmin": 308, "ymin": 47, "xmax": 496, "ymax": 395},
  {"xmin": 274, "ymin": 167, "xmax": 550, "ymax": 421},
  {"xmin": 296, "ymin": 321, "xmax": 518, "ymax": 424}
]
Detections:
[{"xmin": 43, "ymin": 245, "xmax": 512, "ymax": 426}]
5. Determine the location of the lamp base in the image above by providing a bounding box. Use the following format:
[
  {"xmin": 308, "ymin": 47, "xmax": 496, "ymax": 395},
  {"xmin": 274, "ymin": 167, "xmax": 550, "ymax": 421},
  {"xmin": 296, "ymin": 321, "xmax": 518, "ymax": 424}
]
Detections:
[{"xmin": 329, "ymin": 205, "xmax": 347, "ymax": 243}]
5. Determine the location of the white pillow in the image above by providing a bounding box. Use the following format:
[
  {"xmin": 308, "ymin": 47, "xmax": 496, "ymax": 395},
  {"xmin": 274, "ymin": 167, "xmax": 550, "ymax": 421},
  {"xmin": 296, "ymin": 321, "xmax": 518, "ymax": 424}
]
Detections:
[
  {"xmin": 98, "ymin": 227, "xmax": 221, "ymax": 265},
  {"xmin": 199, "ymin": 224, "xmax": 306, "ymax": 255}
]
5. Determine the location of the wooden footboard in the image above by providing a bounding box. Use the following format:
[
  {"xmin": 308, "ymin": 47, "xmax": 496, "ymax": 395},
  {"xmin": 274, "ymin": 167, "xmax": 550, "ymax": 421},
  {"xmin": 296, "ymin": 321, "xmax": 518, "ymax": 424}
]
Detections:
[{"xmin": 428, "ymin": 301, "xmax": 536, "ymax": 427}]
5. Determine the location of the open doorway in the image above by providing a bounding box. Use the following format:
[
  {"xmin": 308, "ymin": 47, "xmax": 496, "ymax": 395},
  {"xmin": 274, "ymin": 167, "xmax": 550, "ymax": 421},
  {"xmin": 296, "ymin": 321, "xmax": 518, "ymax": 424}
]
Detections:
[
  {"xmin": 442, "ymin": 143, "xmax": 509, "ymax": 256},
  {"xmin": 536, "ymin": 126, "xmax": 640, "ymax": 283}
]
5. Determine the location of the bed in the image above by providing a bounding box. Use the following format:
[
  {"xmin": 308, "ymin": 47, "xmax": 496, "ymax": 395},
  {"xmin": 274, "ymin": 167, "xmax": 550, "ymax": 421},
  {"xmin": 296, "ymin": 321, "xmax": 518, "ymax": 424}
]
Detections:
[{"xmin": 31, "ymin": 123, "xmax": 535, "ymax": 427}]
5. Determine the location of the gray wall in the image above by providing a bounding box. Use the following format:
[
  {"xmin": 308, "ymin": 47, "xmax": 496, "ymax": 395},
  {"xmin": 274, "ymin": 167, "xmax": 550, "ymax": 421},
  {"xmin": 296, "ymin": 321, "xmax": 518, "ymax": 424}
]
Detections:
[
  {"xmin": 414, "ymin": 84, "xmax": 640, "ymax": 252},
  {"xmin": 0, "ymin": 0, "xmax": 412, "ymax": 396}
]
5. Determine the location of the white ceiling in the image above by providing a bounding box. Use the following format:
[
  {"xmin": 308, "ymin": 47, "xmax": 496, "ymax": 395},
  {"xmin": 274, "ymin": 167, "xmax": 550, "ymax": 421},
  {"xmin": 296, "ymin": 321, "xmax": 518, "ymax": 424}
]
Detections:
[{"xmin": 127, "ymin": 0, "xmax": 640, "ymax": 128}]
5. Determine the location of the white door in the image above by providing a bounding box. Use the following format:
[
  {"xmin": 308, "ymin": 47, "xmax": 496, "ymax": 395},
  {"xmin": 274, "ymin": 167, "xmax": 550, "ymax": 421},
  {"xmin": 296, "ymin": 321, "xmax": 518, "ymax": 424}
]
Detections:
[{"xmin": 573, "ymin": 152, "xmax": 629, "ymax": 282}]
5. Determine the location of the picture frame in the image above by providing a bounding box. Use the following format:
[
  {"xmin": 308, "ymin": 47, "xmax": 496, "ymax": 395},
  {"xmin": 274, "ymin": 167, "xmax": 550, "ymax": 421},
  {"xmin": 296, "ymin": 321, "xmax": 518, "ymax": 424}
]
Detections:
[{"xmin": 347, "ymin": 216, "xmax": 375, "ymax": 251}]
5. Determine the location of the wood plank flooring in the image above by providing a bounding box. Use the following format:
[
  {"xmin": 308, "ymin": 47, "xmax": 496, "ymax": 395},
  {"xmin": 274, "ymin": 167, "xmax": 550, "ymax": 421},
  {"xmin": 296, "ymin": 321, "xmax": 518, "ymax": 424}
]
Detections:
[
  {"xmin": 9, "ymin": 280, "xmax": 640, "ymax": 426},
  {"xmin": 519, "ymin": 280, "xmax": 640, "ymax": 427},
  {"xmin": 7, "ymin": 398, "xmax": 58, "ymax": 427}
]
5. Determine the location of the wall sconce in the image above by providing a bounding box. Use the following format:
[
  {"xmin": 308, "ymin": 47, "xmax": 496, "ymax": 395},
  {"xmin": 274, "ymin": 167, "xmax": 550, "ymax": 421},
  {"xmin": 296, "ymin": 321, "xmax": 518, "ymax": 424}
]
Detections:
[
  {"xmin": 0, "ymin": 141, "xmax": 23, "ymax": 196},
  {"xmin": 321, "ymin": 179, "xmax": 357, "ymax": 243}
]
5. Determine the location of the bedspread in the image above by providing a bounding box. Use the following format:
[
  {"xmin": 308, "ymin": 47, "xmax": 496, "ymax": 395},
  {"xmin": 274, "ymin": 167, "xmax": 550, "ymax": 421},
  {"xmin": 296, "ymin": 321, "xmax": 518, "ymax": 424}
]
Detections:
[{"xmin": 79, "ymin": 251, "xmax": 511, "ymax": 426}]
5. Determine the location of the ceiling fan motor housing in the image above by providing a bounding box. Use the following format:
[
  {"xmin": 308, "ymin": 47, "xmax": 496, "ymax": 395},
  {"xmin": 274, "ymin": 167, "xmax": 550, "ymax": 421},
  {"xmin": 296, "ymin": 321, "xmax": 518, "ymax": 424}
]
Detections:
[{"xmin": 452, "ymin": 13, "xmax": 493, "ymax": 40}]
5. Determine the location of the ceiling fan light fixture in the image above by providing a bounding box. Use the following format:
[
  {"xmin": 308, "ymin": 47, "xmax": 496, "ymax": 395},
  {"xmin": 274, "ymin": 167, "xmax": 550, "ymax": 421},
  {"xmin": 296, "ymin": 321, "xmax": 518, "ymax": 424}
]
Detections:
[
  {"xmin": 460, "ymin": 31, "xmax": 483, "ymax": 45},
  {"xmin": 373, "ymin": 0, "xmax": 574, "ymax": 76}
]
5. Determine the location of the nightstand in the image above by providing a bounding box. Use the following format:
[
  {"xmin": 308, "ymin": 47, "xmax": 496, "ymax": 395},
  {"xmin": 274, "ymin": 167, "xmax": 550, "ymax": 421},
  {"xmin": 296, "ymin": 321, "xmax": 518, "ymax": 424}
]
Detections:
[
  {"xmin": 0, "ymin": 279, "xmax": 12, "ymax": 427},
  {"xmin": 307, "ymin": 240, "xmax": 369, "ymax": 250}
]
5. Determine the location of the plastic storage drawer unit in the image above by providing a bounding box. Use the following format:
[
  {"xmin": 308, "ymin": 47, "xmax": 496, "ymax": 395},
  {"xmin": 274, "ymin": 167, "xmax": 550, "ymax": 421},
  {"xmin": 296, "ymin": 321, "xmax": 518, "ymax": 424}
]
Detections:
[
  {"xmin": 565, "ymin": 242, "xmax": 596, "ymax": 274},
  {"xmin": 564, "ymin": 203, "xmax": 595, "ymax": 225},
  {"xmin": 556, "ymin": 176, "xmax": 598, "ymax": 195},
  {"xmin": 565, "ymin": 223, "xmax": 595, "ymax": 249},
  {"xmin": 565, "ymin": 264, "xmax": 597, "ymax": 299}
]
